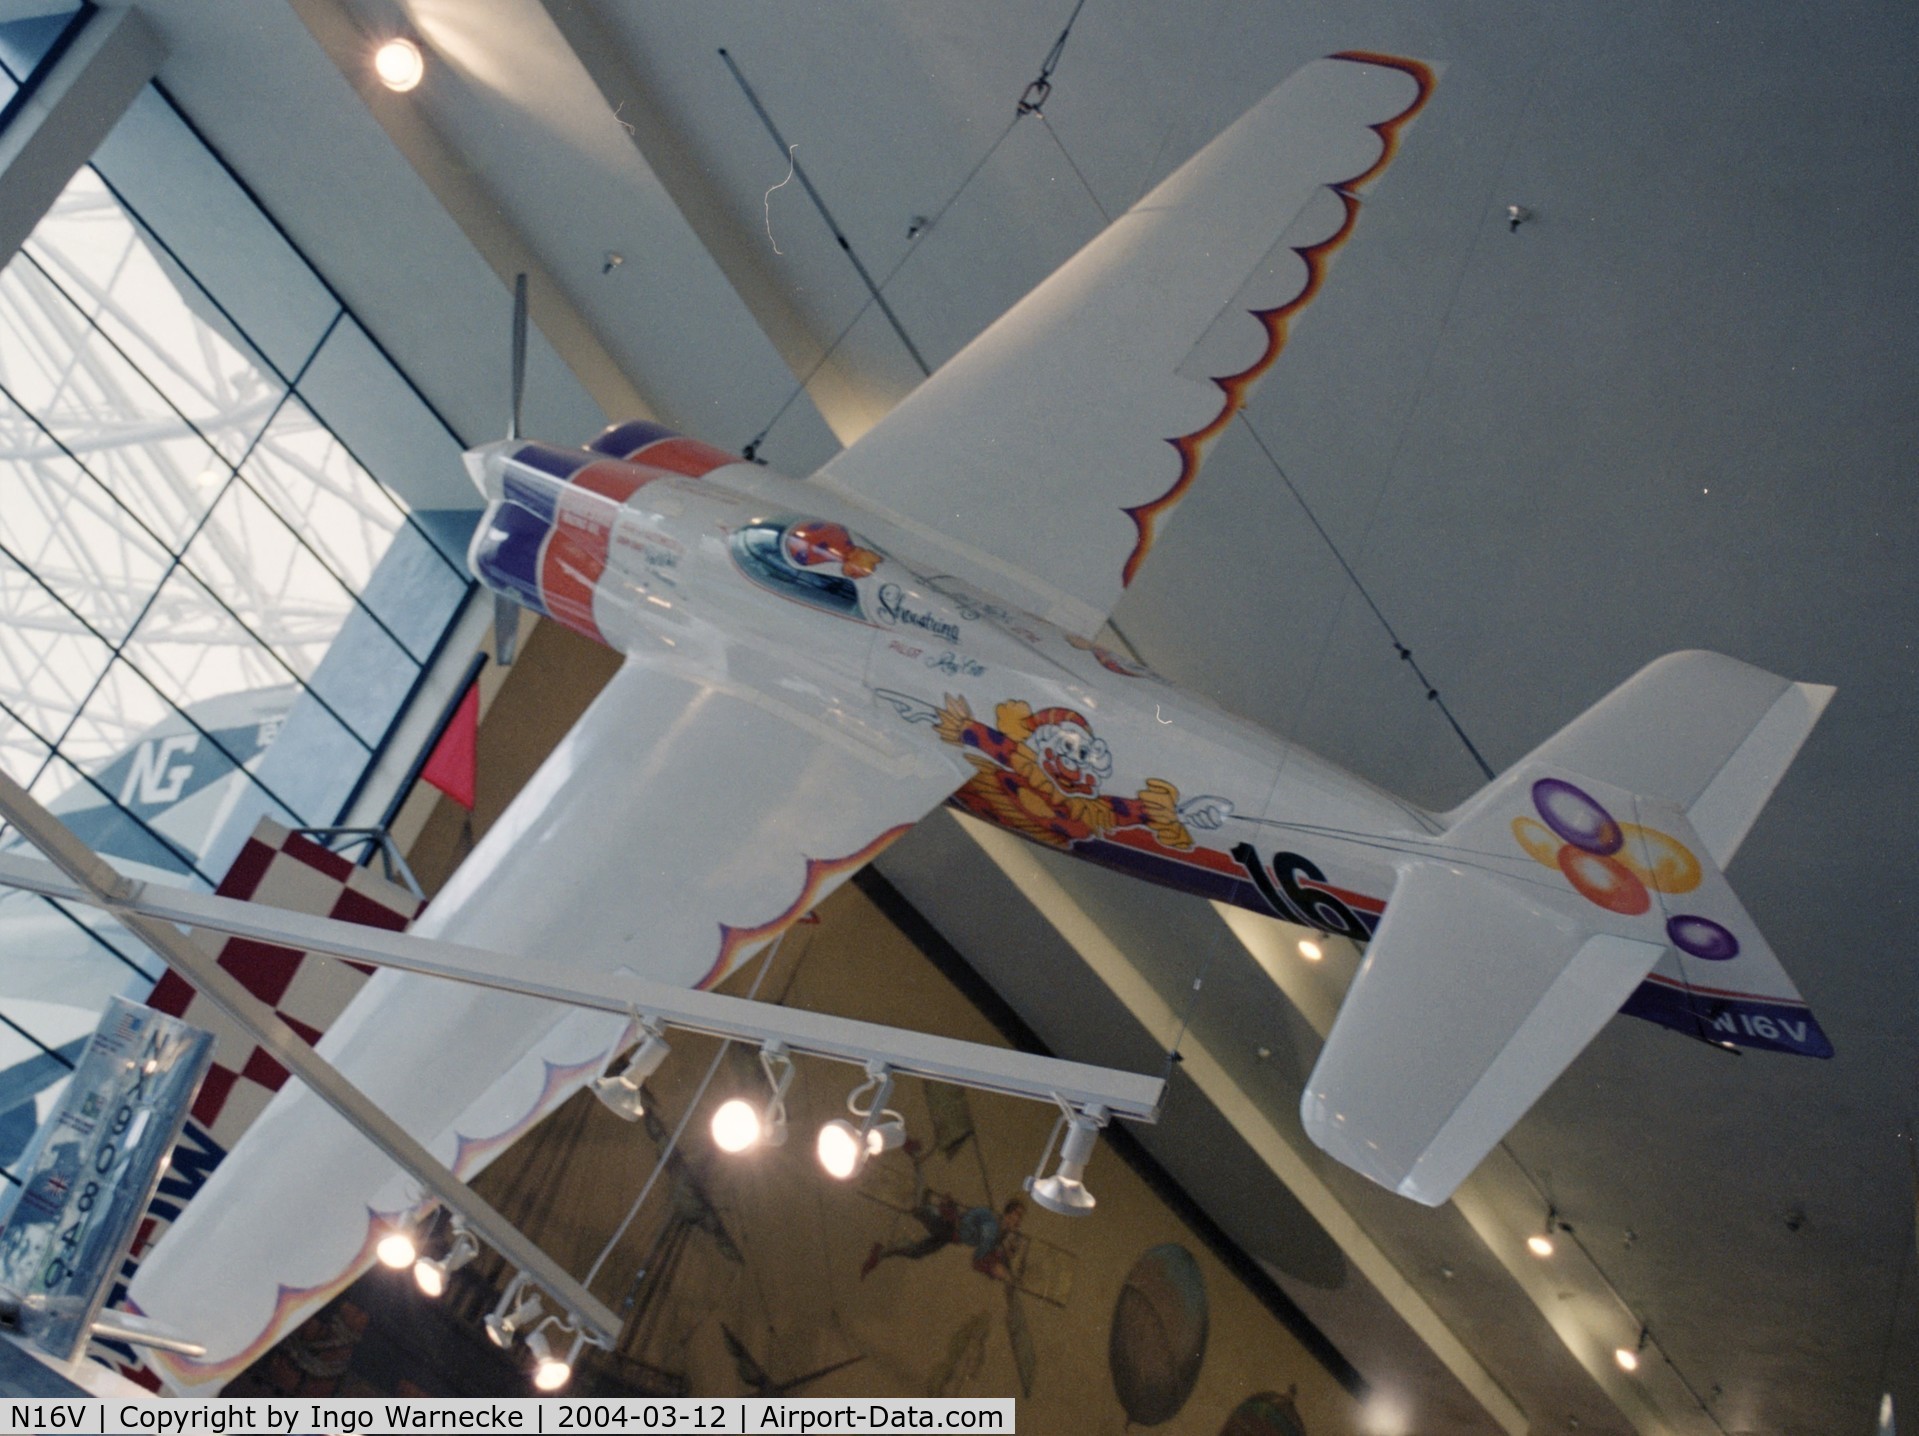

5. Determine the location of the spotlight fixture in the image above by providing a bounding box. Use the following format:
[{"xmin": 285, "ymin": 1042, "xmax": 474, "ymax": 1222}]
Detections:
[
  {"xmin": 816, "ymin": 1064, "xmax": 907, "ymax": 1181},
  {"xmin": 1614, "ymin": 1325, "xmax": 1649, "ymax": 1373},
  {"xmin": 1025, "ymin": 1103, "xmax": 1108, "ymax": 1217},
  {"xmin": 373, "ymin": 37, "xmax": 424, "ymax": 93},
  {"xmin": 375, "ymin": 1204, "xmax": 434, "ymax": 1270},
  {"xmin": 713, "ymin": 1043, "xmax": 794, "ymax": 1154},
  {"xmin": 483, "ymin": 1275, "xmax": 545, "ymax": 1349},
  {"xmin": 1527, "ymin": 1206, "xmax": 1558, "ymax": 1259},
  {"xmin": 414, "ymin": 1223, "xmax": 480, "ymax": 1299},
  {"xmin": 526, "ymin": 1318, "xmax": 590, "ymax": 1392},
  {"xmin": 591, "ymin": 1022, "xmax": 671, "ymax": 1122},
  {"xmin": 1297, "ymin": 936, "xmax": 1324, "ymax": 962}
]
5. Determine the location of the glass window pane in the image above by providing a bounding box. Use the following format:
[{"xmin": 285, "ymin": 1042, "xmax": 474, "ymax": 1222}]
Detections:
[
  {"xmin": 0, "ymin": 8, "xmax": 79, "ymax": 89},
  {"xmin": 69, "ymin": 662, "xmax": 299, "ymax": 873},
  {"xmin": 357, "ymin": 521, "xmax": 469, "ymax": 661},
  {"xmin": 0, "ymin": 253, "xmax": 224, "ymax": 549},
  {"xmin": 240, "ymin": 397, "xmax": 407, "ymax": 595},
  {"xmin": 0, "ymin": 707, "xmax": 50, "ymax": 791},
  {"xmin": 23, "ymin": 167, "xmax": 285, "ymax": 463},
  {"xmin": 30, "ymin": 751, "xmax": 203, "ymax": 881},
  {"xmin": 180, "ymin": 479, "xmax": 357, "ymax": 685},
  {"xmin": 90, "ymin": 89, "xmax": 339, "ymax": 378},
  {"xmin": 120, "ymin": 567, "xmax": 296, "ymax": 721},
  {"xmin": 304, "ymin": 602, "xmax": 417, "ymax": 748},
  {"xmin": 295, "ymin": 314, "xmax": 472, "ymax": 513},
  {"xmin": 0, "ymin": 391, "xmax": 171, "ymax": 642},
  {"xmin": 0, "ymin": 552, "xmax": 113, "ymax": 744}
]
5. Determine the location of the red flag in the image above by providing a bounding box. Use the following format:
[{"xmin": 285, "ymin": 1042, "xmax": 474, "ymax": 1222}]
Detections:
[{"xmin": 420, "ymin": 680, "xmax": 480, "ymax": 810}]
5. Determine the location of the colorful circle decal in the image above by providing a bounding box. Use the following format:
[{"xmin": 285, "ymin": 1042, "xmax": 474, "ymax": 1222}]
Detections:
[
  {"xmin": 1514, "ymin": 779, "xmax": 1736, "ymax": 960},
  {"xmin": 1532, "ymin": 779, "xmax": 1623, "ymax": 855},
  {"xmin": 1615, "ymin": 823, "xmax": 1703, "ymax": 895},
  {"xmin": 1512, "ymin": 816, "xmax": 1561, "ymax": 868},
  {"xmin": 1668, "ymin": 914, "xmax": 1739, "ymax": 960},
  {"xmin": 1557, "ymin": 848, "xmax": 1651, "ymax": 916}
]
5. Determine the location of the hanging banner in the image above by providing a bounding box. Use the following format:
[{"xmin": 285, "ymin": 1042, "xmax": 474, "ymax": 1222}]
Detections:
[{"xmin": 0, "ymin": 997, "xmax": 212, "ymax": 1363}]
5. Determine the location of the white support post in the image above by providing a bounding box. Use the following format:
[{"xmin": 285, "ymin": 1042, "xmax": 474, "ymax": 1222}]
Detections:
[{"xmin": 0, "ymin": 7, "xmax": 165, "ymax": 270}]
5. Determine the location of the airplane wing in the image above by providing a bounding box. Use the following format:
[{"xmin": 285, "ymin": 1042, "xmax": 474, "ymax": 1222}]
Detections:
[
  {"xmin": 128, "ymin": 654, "xmax": 966, "ymax": 1390},
  {"xmin": 812, "ymin": 53, "xmax": 1435, "ymax": 635}
]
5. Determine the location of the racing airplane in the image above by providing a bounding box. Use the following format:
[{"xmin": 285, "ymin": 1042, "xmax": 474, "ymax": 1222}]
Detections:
[{"xmin": 130, "ymin": 52, "xmax": 1831, "ymax": 1387}]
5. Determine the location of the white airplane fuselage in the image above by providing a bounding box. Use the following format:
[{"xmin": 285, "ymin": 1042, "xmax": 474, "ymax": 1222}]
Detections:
[{"xmin": 467, "ymin": 429, "xmax": 1433, "ymax": 948}]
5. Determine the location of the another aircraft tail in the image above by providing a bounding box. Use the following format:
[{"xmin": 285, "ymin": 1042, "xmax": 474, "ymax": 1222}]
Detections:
[{"xmin": 1302, "ymin": 651, "xmax": 1834, "ymax": 1205}]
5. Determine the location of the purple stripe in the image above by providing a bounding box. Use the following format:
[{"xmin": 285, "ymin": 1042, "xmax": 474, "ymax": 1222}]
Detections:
[
  {"xmin": 471, "ymin": 501, "xmax": 551, "ymax": 620},
  {"xmin": 503, "ymin": 444, "xmax": 590, "ymax": 523},
  {"xmin": 590, "ymin": 420, "xmax": 679, "ymax": 459},
  {"xmin": 1621, "ymin": 981, "xmax": 1833, "ymax": 1058}
]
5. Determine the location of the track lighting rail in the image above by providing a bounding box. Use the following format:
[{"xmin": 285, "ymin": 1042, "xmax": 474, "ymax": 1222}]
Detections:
[{"xmin": 0, "ymin": 851, "xmax": 1164, "ymax": 1120}]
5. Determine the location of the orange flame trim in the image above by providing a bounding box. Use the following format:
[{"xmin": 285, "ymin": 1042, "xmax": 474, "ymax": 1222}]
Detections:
[
  {"xmin": 698, "ymin": 823, "xmax": 915, "ymax": 989},
  {"xmin": 1119, "ymin": 51, "xmax": 1436, "ymax": 588},
  {"xmin": 449, "ymin": 1051, "xmax": 613, "ymax": 1178}
]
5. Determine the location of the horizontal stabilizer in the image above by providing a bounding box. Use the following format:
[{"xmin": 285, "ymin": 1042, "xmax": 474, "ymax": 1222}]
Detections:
[{"xmin": 1303, "ymin": 861, "xmax": 1664, "ymax": 1205}]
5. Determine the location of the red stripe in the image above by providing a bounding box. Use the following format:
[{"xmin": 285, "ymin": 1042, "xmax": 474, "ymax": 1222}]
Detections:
[
  {"xmin": 631, "ymin": 435, "xmax": 736, "ymax": 477},
  {"xmin": 1643, "ymin": 971, "xmax": 1804, "ymax": 1006}
]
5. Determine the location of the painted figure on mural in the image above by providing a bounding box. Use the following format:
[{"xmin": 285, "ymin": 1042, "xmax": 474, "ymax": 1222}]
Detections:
[
  {"xmin": 931, "ymin": 695, "xmax": 1231, "ymax": 851},
  {"xmin": 862, "ymin": 1193, "xmax": 1026, "ymax": 1281},
  {"xmin": 860, "ymin": 1141, "xmax": 1027, "ymax": 1281}
]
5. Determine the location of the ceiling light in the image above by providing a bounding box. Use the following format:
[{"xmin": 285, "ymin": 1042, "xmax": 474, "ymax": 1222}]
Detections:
[
  {"xmin": 1297, "ymin": 937, "xmax": 1323, "ymax": 961},
  {"xmin": 1615, "ymin": 1325, "xmax": 1649, "ymax": 1373},
  {"xmin": 376, "ymin": 1205, "xmax": 433, "ymax": 1269},
  {"xmin": 592, "ymin": 1023, "xmax": 671, "ymax": 1122},
  {"xmin": 376, "ymin": 1229, "xmax": 417, "ymax": 1269},
  {"xmin": 1026, "ymin": 1104, "xmax": 1107, "ymax": 1217},
  {"xmin": 1528, "ymin": 1205, "xmax": 1558, "ymax": 1258},
  {"xmin": 527, "ymin": 1320, "xmax": 587, "ymax": 1392},
  {"xmin": 483, "ymin": 1276, "xmax": 544, "ymax": 1349},
  {"xmin": 817, "ymin": 1065, "xmax": 907, "ymax": 1181},
  {"xmin": 373, "ymin": 38, "xmax": 424, "ymax": 93},
  {"xmin": 414, "ymin": 1225, "xmax": 479, "ymax": 1298},
  {"xmin": 714, "ymin": 1044, "xmax": 793, "ymax": 1154}
]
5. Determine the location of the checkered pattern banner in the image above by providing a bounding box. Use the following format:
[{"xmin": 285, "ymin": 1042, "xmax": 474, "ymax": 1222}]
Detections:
[{"xmin": 101, "ymin": 820, "xmax": 422, "ymax": 1387}]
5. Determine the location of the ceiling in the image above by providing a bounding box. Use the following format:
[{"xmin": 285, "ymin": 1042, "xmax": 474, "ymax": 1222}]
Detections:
[{"xmin": 105, "ymin": 0, "xmax": 1919, "ymax": 1430}]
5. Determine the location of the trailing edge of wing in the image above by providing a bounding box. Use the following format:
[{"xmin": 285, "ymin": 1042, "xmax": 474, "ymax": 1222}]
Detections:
[{"xmin": 815, "ymin": 53, "xmax": 1435, "ymax": 633}]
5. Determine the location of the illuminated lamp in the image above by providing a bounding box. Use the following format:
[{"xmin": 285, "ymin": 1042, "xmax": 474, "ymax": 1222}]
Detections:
[
  {"xmin": 712, "ymin": 1043, "xmax": 793, "ymax": 1154},
  {"xmin": 527, "ymin": 1319, "xmax": 588, "ymax": 1392},
  {"xmin": 483, "ymin": 1275, "xmax": 544, "ymax": 1348},
  {"xmin": 413, "ymin": 1224, "xmax": 479, "ymax": 1298},
  {"xmin": 816, "ymin": 1065, "xmax": 906, "ymax": 1181},
  {"xmin": 375, "ymin": 1205, "xmax": 434, "ymax": 1269},
  {"xmin": 373, "ymin": 38, "xmax": 424, "ymax": 93}
]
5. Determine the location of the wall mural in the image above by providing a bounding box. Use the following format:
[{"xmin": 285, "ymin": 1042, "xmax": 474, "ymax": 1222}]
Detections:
[{"xmin": 221, "ymin": 882, "xmax": 1366, "ymax": 1432}]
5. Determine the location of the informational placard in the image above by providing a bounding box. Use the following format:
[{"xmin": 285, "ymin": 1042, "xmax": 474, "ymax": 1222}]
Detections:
[{"xmin": 0, "ymin": 998, "xmax": 212, "ymax": 1363}]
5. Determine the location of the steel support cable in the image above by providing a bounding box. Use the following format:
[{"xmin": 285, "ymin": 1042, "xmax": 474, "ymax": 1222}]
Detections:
[
  {"xmin": 737, "ymin": 2, "xmax": 1094, "ymax": 459},
  {"xmin": 1237, "ymin": 414, "xmax": 1496, "ymax": 782},
  {"xmin": 582, "ymin": 934, "xmax": 787, "ymax": 1292},
  {"xmin": 740, "ymin": 111, "xmax": 1019, "ymax": 460}
]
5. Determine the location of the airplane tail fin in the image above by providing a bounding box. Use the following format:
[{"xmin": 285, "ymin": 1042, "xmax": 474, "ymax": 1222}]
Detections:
[{"xmin": 1302, "ymin": 651, "xmax": 1833, "ymax": 1205}]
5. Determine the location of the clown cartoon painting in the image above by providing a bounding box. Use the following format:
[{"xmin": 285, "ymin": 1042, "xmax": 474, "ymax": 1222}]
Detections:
[{"xmin": 880, "ymin": 692, "xmax": 1231, "ymax": 853}]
